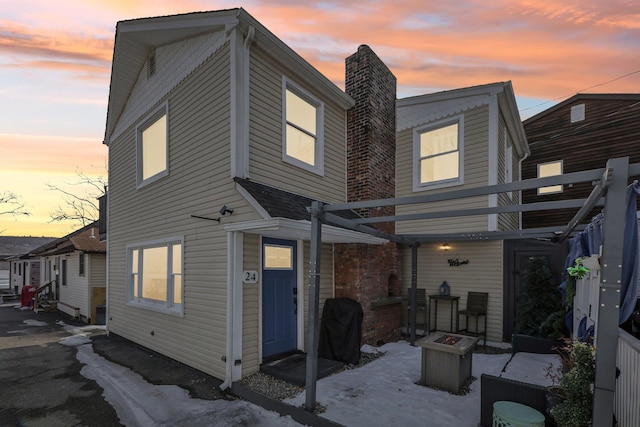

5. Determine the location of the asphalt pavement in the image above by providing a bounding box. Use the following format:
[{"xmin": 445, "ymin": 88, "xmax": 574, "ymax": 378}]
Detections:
[{"xmin": 0, "ymin": 304, "xmax": 229, "ymax": 426}]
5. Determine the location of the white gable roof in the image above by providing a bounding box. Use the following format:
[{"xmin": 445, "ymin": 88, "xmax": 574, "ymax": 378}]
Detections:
[
  {"xmin": 397, "ymin": 81, "xmax": 529, "ymax": 156},
  {"xmin": 103, "ymin": 8, "xmax": 354, "ymax": 145}
]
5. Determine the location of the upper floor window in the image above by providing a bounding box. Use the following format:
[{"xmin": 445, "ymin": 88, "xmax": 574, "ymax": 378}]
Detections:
[
  {"xmin": 414, "ymin": 116, "xmax": 464, "ymax": 191},
  {"xmin": 538, "ymin": 160, "xmax": 563, "ymax": 194},
  {"xmin": 283, "ymin": 80, "xmax": 324, "ymax": 175},
  {"xmin": 137, "ymin": 102, "xmax": 168, "ymax": 187},
  {"xmin": 127, "ymin": 237, "xmax": 183, "ymax": 316}
]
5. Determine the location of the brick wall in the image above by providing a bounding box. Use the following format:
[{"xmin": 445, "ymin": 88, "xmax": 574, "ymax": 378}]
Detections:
[{"xmin": 335, "ymin": 45, "xmax": 402, "ymax": 345}]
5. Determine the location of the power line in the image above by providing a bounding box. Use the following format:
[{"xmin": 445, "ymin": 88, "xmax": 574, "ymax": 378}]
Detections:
[{"xmin": 519, "ymin": 70, "xmax": 640, "ymax": 114}]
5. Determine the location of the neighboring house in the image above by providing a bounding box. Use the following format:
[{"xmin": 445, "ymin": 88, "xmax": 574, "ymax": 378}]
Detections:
[
  {"xmin": 4, "ymin": 236, "xmax": 55, "ymax": 295},
  {"xmin": 31, "ymin": 222, "xmax": 106, "ymax": 323},
  {"xmin": 522, "ymin": 93, "xmax": 640, "ymax": 229},
  {"xmin": 103, "ymin": 9, "xmax": 388, "ymax": 385},
  {"xmin": 395, "ymin": 83, "xmax": 530, "ymax": 342},
  {"xmin": 521, "ymin": 93, "xmax": 640, "ymax": 336}
]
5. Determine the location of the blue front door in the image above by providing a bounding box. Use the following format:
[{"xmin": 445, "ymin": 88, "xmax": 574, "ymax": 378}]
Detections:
[{"xmin": 262, "ymin": 238, "xmax": 297, "ymax": 358}]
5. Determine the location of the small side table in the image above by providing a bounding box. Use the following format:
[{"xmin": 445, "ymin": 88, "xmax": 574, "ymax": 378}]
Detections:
[
  {"xmin": 492, "ymin": 401, "xmax": 544, "ymax": 427},
  {"xmin": 428, "ymin": 294, "xmax": 460, "ymax": 333}
]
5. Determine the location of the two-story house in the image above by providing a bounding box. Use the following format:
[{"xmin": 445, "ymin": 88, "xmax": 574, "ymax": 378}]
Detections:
[
  {"xmin": 521, "ymin": 93, "xmax": 640, "ymax": 337},
  {"xmin": 103, "ymin": 9, "xmax": 391, "ymax": 386},
  {"xmin": 395, "ymin": 83, "xmax": 529, "ymax": 342}
]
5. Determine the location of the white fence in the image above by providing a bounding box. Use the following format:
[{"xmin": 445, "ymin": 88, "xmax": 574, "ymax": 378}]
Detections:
[
  {"xmin": 573, "ymin": 269, "xmax": 640, "ymax": 426},
  {"xmin": 616, "ymin": 329, "xmax": 640, "ymax": 427}
]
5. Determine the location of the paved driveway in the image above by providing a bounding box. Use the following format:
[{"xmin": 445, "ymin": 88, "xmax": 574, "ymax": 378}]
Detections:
[
  {"xmin": 0, "ymin": 305, "xmax": 121, "ymax": 426},
  {"xmin": 0, "ymin": 305, "xmax": 303, "ymax": 427}
]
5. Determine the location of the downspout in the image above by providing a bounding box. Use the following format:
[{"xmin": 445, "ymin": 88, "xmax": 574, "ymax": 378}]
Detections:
[{"xmin": 221, "ymin": 231, "xmax": 235, "ymax": 390}]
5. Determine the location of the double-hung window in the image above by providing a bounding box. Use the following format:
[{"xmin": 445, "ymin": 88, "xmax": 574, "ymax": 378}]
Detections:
[
  {"xmin": 414, "ymin": 116, "xmax": 464, "ymax": 191},
  {"xmin": 136, "ymin": 102, "xmax": 168, "ymax": 187},
  {"xmin": 283, "ymin": 80, "xmax": 324, "ymax": 175},
  {"xmin": 538, "ymin": 160, "xmax": 563, "ymax": 195},
  {"xmin": 128, "ymin": 238, "xmax": 183, "ymax": 315}
]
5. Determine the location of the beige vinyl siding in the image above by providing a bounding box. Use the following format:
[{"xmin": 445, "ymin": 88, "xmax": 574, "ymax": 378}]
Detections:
[
  {"xmin": 242, "ymin": 233, "xmax": 260, "ymax": 376},
  {"xmin": 107, "ymin": 44, "xmax": 235, "ymax": 380},
  {"xmin": 396, "ymin": 106, "xmax": 492, "ymax": 234},
  {"xmin": 497, "ymin": 111, "xmax": 520, "ymax": 231},
  {"xmin": 248, "ymin": 47, "xmax": 347, "ymax": 204},
  {"xmin": 401, "ymin": 240, "xmax": 504, "ymax": 343}
]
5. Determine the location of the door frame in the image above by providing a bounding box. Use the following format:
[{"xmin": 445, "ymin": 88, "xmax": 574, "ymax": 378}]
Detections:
[
  {"xmin": 503, "ymin": 239, "xmax": 567, "ymax": 341},
  {"xmin": 259, "ymin": 237, "xmax": 304, "ymax": 361}
]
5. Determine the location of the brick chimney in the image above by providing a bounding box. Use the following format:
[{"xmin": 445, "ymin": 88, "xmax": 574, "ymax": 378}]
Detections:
[{"xmin": 334, "ymin": 45, "xmax": 402, "ymax": 345}]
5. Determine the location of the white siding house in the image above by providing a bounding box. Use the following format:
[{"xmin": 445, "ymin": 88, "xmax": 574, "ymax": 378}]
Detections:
[{"xmin": 32, "ymin": 222, "xmax": 106, "ymax": 323}]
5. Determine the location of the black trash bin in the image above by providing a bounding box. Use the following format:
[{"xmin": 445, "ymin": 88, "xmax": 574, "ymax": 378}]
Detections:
[
  {"xmin": 318, "ymin": 298, "xmax": 363, "ymax": 365},
  {"xmin": 95, "ymin": 304, "xmax": 106, "ymax": 325}
]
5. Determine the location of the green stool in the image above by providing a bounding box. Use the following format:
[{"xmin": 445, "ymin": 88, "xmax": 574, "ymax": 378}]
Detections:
[{"xmin": 492, "ymin": 401, "xmax": 545, "ymax": 427}]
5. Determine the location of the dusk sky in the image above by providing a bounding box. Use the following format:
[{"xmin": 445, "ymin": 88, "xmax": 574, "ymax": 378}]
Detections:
[{"xmin": 1, "ymin": 0, "xmax": 639, "ymax": 237}]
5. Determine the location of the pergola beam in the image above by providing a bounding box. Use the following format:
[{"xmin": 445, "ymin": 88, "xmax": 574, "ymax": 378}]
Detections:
[
  {"xmin": 555, "ymin": 167, "xmax": 610, "ymax": 242},
  {"xmin": 353, "ymin": 198, "xmax": 597, "ymax": 225},
  {"xmin": 324, "ymin": 168, "xmax": 606, "ymax": 212}
]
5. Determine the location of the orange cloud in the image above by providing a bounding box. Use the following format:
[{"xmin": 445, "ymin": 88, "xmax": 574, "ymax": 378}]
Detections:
[{"xmin": 0, "ymin": 20, "xmax": 113, "ymax": 75}]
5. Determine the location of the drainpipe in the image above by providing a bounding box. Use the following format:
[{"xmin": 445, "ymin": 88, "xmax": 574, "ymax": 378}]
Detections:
[{"xmin": 221, "ymin": 231, "xmax": 235, "ymax": 391}]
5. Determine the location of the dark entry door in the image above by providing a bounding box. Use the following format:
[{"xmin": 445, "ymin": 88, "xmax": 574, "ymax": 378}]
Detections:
[{"xmin": 262, "ymin": 238, "xmax": 297, "ymax": 358}]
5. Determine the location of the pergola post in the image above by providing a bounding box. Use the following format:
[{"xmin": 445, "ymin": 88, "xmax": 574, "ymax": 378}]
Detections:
[
  {"xmin": 593, "ymin": 156, "xmax": 628, "ymax": 425},
  {"xmin": 409, "ymin": 243, "xmax": 419, "ymax": 345},
  {"xmin": 305, "ymin": 201, "xmax": 323, "ymax": 412}
]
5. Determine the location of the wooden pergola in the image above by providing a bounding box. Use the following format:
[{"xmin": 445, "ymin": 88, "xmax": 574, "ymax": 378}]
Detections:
[{"xmin": 305, "ymin": 156, "xmax": 640, "ymax": 426}]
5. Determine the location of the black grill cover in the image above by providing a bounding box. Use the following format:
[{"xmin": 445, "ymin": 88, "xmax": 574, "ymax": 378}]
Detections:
[{"xmin": 318, "ymin": 298, "xmax": 363, "ymax": 365}]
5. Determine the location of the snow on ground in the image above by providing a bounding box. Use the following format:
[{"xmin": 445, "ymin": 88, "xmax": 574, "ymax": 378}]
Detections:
[
  {"xmin": 285, "ymin": 341, "xmax": 512, "ymax": 427},
  {"xmin": 58, "ymin": 326, "xmax": 302, "ymax": 427},
  {"xmin": 53, "ymin": 320, "xmax": 551, "ymax": 427}
]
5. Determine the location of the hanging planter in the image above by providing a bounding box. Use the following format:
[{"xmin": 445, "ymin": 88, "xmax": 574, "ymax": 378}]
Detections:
[{"xmin": 567, "ymin": 258, "xmax": 589, "ymax": 280}]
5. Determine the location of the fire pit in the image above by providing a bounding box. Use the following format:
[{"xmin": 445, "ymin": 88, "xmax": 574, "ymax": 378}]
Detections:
[{"xmin": 416, "ymin": 332, "xmax": 479, "ymax": 393}]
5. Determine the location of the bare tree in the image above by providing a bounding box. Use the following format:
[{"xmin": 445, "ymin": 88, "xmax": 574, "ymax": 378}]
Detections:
[
  {"xmin": 46, "ymin": 168, "xmax": 107, "ymax": 228},
  {"xmin": 0, "ymin": 191, "xmax": 30, "ymax": 217}
]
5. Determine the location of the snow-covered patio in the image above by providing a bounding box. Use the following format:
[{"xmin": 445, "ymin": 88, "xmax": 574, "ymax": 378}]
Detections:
[{"xmin": 60, "ymin": 318, "xmax": 556, "ymax": 427}]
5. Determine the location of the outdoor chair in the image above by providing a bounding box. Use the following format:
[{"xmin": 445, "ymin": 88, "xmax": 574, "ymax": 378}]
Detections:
[
  {"xmin": 458, "ymin": 291, "xmax": 488, "ymax": 345},
  {"xmin": 407, "ymin": 288, "xmax": 427, "ymax": 336}
]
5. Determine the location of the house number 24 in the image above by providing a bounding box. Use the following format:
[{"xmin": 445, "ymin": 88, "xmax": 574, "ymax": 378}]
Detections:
[{"xmin": 243, "ymin": 270, "xmax": 258, "ymax": 283}]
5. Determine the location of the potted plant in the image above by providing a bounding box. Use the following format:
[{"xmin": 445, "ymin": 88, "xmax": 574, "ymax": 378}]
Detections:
[{"xmin": 549, "ymin": 341, "xmax": 596, "ymax": 427}]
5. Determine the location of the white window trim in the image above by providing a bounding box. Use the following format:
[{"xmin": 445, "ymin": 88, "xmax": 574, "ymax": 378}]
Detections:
[
  {"xmin": 126, "ymin": 235, "xmax": 184, "ymax": 317},
  {"xmin": 282, "ymin": 77, "xmax": 324, "ymax": 176},
  {"xmin": 537, "ymin": 160, "xmax": 564, "ymax": 195},
  {"xmin": 413, "ymin": 115, "xmax": 465, "ymax": 192},
  {"xmin": 136, "ymin": 101, "xmax": 169, "ymax": 188}
]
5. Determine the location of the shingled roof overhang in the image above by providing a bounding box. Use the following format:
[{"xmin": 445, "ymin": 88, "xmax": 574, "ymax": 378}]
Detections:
[{"xmin": 229, "ymin": 178, "xmax": 388, "ymax": 244}]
